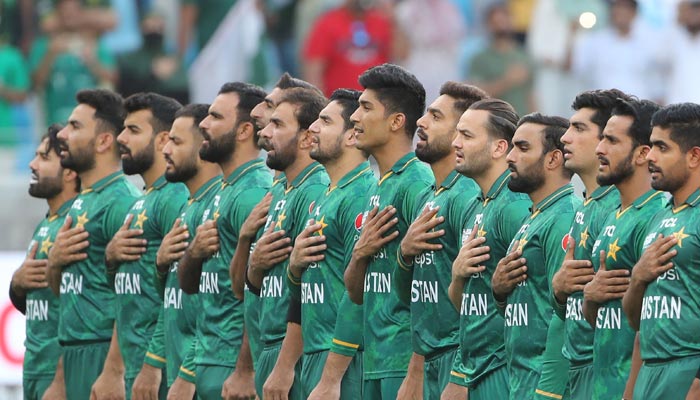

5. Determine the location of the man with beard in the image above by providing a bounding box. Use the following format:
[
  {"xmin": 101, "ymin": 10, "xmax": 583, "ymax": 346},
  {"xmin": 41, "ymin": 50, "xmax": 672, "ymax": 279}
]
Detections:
[
  {"xmin": 10, "ymin": 125, "xmax": 79, "ymax": 400},
  {"xmin": 623, "ymin": 103, "xmax": 700, "ymax": 399},
  {"xmin": 286, "ymin": 88, "xmax": 374, "ymax": 399},
  {"xmin": 580, "ymin": 98, "xmax": 663, "ymax": 399},
  {"xmin": 394, "ymin": 82, "xmax": 485, "ymax": 399},
  {"xmin": 446, "ymin": 98, "xmax": 530, "ymax": 400},
  {"xmin": 344, "ymin": 63, "xmax": 433, "ymax": 399},
  {"xmin": 141, "ymin": 104, "xmax": 222, "ymax": 399},
  {"xmin": 551, "ymin": 89, "xmax": 627, "ymax": 400},
  {"xmin": 176, "ymin": 82, "xmax": 269, "ymax": 400},
  {"xmin": 104, "ymin": 92, "xmax": 188, "ymax": 399},
  {"xmin": 47, "ymin": 89, "xmax": 141, "ymax": 399},
  {"xmin": 491, "ymin": 113, "xmax": 579, "ymax": 400},
  {"xmin": 247, "ymin": 87, "xmax": 330, "ymax": 399}
]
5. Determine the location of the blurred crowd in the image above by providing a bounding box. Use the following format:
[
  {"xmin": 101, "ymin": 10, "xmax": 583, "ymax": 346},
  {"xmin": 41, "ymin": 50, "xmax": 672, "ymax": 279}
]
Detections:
[{"xmin": 1, "ymin": 0, "xmax": 700, "ymax": 173}]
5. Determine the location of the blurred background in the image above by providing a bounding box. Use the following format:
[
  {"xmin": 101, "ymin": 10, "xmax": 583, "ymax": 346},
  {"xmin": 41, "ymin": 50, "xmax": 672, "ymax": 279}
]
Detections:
[{"xmin": 1, "ymin": 0, "xmax": 699, "ymax": 394}]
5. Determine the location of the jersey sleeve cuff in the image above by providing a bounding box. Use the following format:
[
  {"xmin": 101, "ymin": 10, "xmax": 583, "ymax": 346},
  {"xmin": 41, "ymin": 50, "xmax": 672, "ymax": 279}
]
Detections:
[
  {"xmin": 144, "ymin": 352, "xmax": 166, "ymax": 369},
  {"xmin": 330, "ymin": 338, "xmax": 360, "ymax": 357},
  {"xmin": 396, "ymin": 247, "xmax": 414, "ymax": 271}
]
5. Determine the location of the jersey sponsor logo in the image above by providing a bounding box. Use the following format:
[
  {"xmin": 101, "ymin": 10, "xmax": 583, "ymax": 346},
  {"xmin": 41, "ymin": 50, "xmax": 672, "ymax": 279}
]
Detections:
[
  {"xmin": 657, "ymin": 268, "xmax": 679, "ymax": 281},
  {"xmin": 413, "ymin": 251, "xmax": 435, "ymax": 266},
  {"xmin": 131, "ymin": 199, "xmax": 145, "ymax": 211},
  {"xmin": 566, "ymin": 297, "xmax": 583, "ymax": 321},
  {"xmin": 26, "ymin": 299, "xmax": 50, "ymax": 321},
  {"xmin": 38, "ymin": 227, "xmax": 49, "ymax": 238},
  {"xmin": 596, "ymin": 305, "xmax": 622, "ymax": 329},
  {"xmin": 199, "ymin": 272, "xmax": 220, "ymax": 294},
  {"xmin": 505, "ymin": 302, "xmax": 528, "ymax": 326},
  {"xmin": 411, "ymin": 279, "xmax": 438, "ymax": 303},
  {"xmin": 274, "ymin": 199, "xmax": 287, "ymax": 211},
  {"xmin": 261, "ymin": 275, "xmax": 284, "ymax": 298},
  {"xmin": 372, "ymin": 247, "xmax": 388, "ymax": 261},
  {"xmin": 574, "ymin": 211, "xmax": 585, "ymax": 225},
  {"xmin": 60, "ymin": 272, "xmax": 83, "ymax": 294},
  {"xmin": 602, "ymin": 225, "xmax": 616, "ymax": 237},
  {"xmin": 461, "ymin": 228, "xmax": 471, "ymax": 246},
  {"xmin": 561, "ymin": 234, "xmax": 574, "ymax": 252},
  {"xmin": 364, "ymin": 271, "xmax": 391, "ymax": 294},
  {"xmin": 460, "ymin": 293, "xmax": 488, "ymax": 316},
  {"xmin": 72, "ymin": 199, "xmax": 83, "ymax": 210},
  {"xmin": 308, "ymin": 201, "xmax": 316, "ymax": 215},
  {"xmin": 474, "ymin": 213, "xmax": 484, "ymax": 226},
  {"xmin": 354, "ymin": 212, "xmax": 364, "ymax": 232},
  {"xmin": 659, "ymin": 218, "xmax": 677, "ymax": 228},
  {"xmin": 301, "ymin": 282, "xmax": 324, "ymax": 304},
  {"xmin": 164, "ymin": 287, "xmax": 183, "ymax": 309},
  {"xmin": 643, "ymin": 232, "xmax": 657, "ymax": 249},
  {"xmin": 641, "ymin": 295, "xmax": 682, "ymax": 320},
  {"xmin": 368, "ymin": 195, "xmax": 380, "ymax": 208},
  {"xmin": 114, "ymin": 272, "xmax": 142, "ymax": 295},
  {"xmin": 592, "ymin": 239, "xmax": 601, "ymax": 253}
]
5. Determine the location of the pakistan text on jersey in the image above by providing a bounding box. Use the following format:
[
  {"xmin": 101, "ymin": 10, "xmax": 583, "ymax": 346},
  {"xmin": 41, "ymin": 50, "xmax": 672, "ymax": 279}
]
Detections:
[
  {"xmin": 640, "ymin": 296, "xmax": 682, "ymax": 320},
  {"xmin": 199, "ymin": 272, "xmax": 220, "ymax": 294},
  {"xmin": 301, "ymin": 282, "xmax": 324, "ymax": 304},
  {"xmin": 114, "ymin": 272, "xmax": 142, "ymax": 295},
  {"xmin": 261, "ymin": 275, "xmax": 284, "ymax": 298},
  {"xmin": 411, "ymin": 279, "xmax": 439, "ymax": 303},
  {"xmin": 460, "ymin": 293, "xmax": 488, "ymax": 316},
  {"xmin": 26, "ymin": 299, "xmax": 50, "ymax": 321},
  {"xmin": 60, "ymin": 272, "xmax": 83, "ymax": 294},
  {"xmin": 364, "ymin": 272, "xmax": 391, "ymax": 293},
  {"xmin": 505, "ymin": 303, "xmax": 528, "ymax": 326},
  {"xmin": 164, "ymin": 287, "xmax": 183, "ymax": 309},
  {"xmin": 596, "ymin": 306, "xmax": 623, "ymax": 329},
  {"xmin": 566, "ymin": 297, "xmax": 584, "ymax": 321}
]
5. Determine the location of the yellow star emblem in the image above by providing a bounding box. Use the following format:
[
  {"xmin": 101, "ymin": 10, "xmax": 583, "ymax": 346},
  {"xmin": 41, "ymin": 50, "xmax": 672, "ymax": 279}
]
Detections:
[
  {"xmin": 40, "ymin": 237, "xmax": 53, "ymax": 255},
  {"xmin": 477, "ymin": 226, "xmax": 487, "ymax": 238},
  {"xmin": 213, "ymin": 209, "xmax": 220, "ymax": 222},
  {"xmin": 579, "ymin": 227, "xmax": 589, "ymax": 248},
  {"xmin": 607, "ymin": 238, "xmax": 621, "ymax": 262},
  {"xmin": 75, "ymin": 212, "xmax": 89, "ymax": 229},
  {"xmin": 275, "ymin": 210, "xmax": 287, "ymax": 229},
  {"xmin": 317, "ymin": 215, "xmax": 329, "ymax": 236},
  {"xmin": 134, "ymin": 209, "xmax": 148, "ymax": 229},
  {"xmin": 516, "ymin": 235, "xmax": 528, "ymax": 252},
  {"xmin": 672, "ymin": 226, "xmax": 690, "ymax": 248}
]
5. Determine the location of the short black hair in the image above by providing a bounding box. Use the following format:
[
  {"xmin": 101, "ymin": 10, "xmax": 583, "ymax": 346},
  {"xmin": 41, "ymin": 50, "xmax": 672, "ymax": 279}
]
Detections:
[
  {"xmin": 124, "ymin": 92, "xmax": 183, "ymax": 134},
  {"xmin": 219, "ymin": 82, "xmax": 268, "ymax": 146},
  {"xmin": 358, "ymin": 63, "xmax": 426, "ymax": 138},
  {"xmin": 651, "ymin": 102, "xmax": 700, "ymax": 152},
  {"xmin": 518, "ymin": 112, "xmax": 570, "ymax": 154},
  {"xmin": 76, "ymin": 89, "xmax": 126, "ymax": 135},
  {"xmin": 469, "ymin": 98, "xmax": 520, "ymax": 144},
  {"xmin": 45, "ymin": 123, "xmax": 64, "ymax": 157},
  {"xmin": 439, "ymin": 81, "xmax": 490, "ymax": 115},
  {"xmin": 275, "ymin": 72, "xmax": 324, "ymax": 96},
  {"xmin": 174, "ymin": 103, "xmax": 210, "ymax": 137},
  {"xmin": 610, "ymin": 98, "xmax": 660, "ymax": 147},
  {"xmin": 278, "ymin": 88, "xmax": 328, "ymax": 131},
  {"xmin": 571, "ymin": 89, "xmax": 630, "ymax": 135},
  {"xmin": 329, "ymin": 88, "xmax": 361, "ymax": 131}
]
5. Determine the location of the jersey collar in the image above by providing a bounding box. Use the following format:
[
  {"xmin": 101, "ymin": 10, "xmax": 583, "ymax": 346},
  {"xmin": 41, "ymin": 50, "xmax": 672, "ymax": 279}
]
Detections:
[
  {"xmin": 145, "ymin": 174, "xmax": 169, "ymax": 194},
  {"xmin": 223, "ymin": 159, "xmax": 267, "ymax": 188},
  {"xmin": 616, "ymin": 189, "xmax": 664, "ymax": 218},
  {"xmin": 670, "ymin": 187, "xmax": 700, "ymax": 213},
  {"xmin": 286, "ymin": 162, "xmax": 325, "ymax": 194},
  {"xmin": 82, "ymin": 171, "xmax": 125, "ymax": 194},
  {"xmin": 479, "ymin": 169, "xmax": 511, "ymax": 204},
  {"xmin": 189, "ymin": 175, "xmax": 223, "ymax": 204},
  {"xmin": 48, "ymin": 197, "xmax": 76, "ymax": 220},
  {"xmin": 530, "ymin": 183, "xmax": 574, "ymax": 218},
  {"xmin": 330, "ymin": 161, "xmax": 372, "ymax": 193},
  {"xmin": 432, "ymin": 169, "xmax": 462, "ymax": 195},
  {"xmin": 379, "ymin": 152, "xmax": 421, "ymax": 186},
  {"xmin": 584, "ymin": 185, "xmax": 617, "ymax": 206}
]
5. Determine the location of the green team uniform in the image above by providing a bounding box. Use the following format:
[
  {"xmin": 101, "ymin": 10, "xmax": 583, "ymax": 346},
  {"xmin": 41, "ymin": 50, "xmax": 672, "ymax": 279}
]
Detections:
[
  {"xmin": 633, "ymin": 188, "xmax": 700, "ymax": 399},
  {"xmin": 21, "ymin": 200, "xmax": 73, "ymax": 400},
  {"xmin": 254, "ymin": 162, "xmax": 329, "ymax": 398},
  {"xmin": 287, "ymin": 162, "xmax": 375, "ymax": 398},
  {"xmin": 194, "ymin": 159, "xmax": 271, "ymax": 399},
  {"xmin": 589, "ymin": 190, "xmax": 664, "ymax": 399},
  {"xmin": 558, "ymin": 185, "xmax": 619, "ymax": 400},
  {"xmin": 112, "ymin": 176, "xmax": 188, "ymax": 398},
  {"xmin": 144, "ymin": 175, "xmax": 222, "ymax": 386},
  {"xmin": 393, "ymin": 171, "xmax": 479, "ymax": 399},
  {"xmin": 451, "ymin": 171, "xmax": 530, "ymax": 400},
  {"xmin": 361, "ymin": 152, "xmax": 432, "ymax": 398},
  {"xmin": 500, "ymin": 184, "xmax": 579, "ymax": 400},
  {"xmin": 59, "ymin": 171, "xmax": 140, "ymax": 399}
]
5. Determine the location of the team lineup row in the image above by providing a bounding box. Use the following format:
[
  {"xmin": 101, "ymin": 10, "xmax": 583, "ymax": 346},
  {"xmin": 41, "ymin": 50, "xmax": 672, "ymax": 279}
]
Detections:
[{"xmin": 9, "ymin": 63, "xmax": 700, "ymax": 400}]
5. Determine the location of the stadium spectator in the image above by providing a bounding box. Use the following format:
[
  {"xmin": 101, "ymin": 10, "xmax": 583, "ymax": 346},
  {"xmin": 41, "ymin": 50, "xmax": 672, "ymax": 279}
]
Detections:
[
  {"xmin": 469, "ymin": 3, "xmax": 534, "ymax": 116},
  {"xmin": 0, "ymin": 30, "xmax": 30, "ymax": 151},
  {"xmin": 657, "ymin": 0, "xmax": 700, "ymax": 104}
]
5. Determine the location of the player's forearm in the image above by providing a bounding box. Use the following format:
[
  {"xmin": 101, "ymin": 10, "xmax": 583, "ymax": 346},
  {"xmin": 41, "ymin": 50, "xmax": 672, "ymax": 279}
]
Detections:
[
  {"xmin": 177, "ymin": 251, "xmax": 203, "ymax": 294},
  {"xmin": 230, "ymin": 238, "xmax": 252, "ymax": 300},
  {"xmin": 274, "ymin": 323, "xmax": 303, "ymax": 371},
  {"xmin": 318, "ymin": 352, "xmax": 353, "ymax": 386},
  {"xmin": 393, "ymin": 250, "xmax": 414, "ymax": 305},
  {"xmin": 406, "ymin": 353, "xmax": 425, "ymax": 380},
  {"xmin": 623, "ymin": 332, "xmax": 642, "ymax": 399},
  {"xmin": 103, "ymin": 325, "xmax": 125, "ymax": 375},
  {"xmin": 235, "ymin": 329, "xmax": 254, "ymax": 373},
  {"xmin": 448, "ymin": 278, "xmax": 466, "ymax": 311},
  {"xmin": 47, "ymin": 264, "xmax": 61, "ymax": 296},
  {"xmin": 582, "ymin": 298, "xmax": 599, "ymax": 329},
  {"xmin": 344, "ymin": 253, "xmax": 369, "ymax": 304},
  {"xmin": 622, "ymin": 278, "xmax": 646, "ymax": 331},
  {"xmin": 246, "ymin": 259, "xmax": 266, "ymax": 290},
  {"xmin": 9, "ymin": 282, "xmax": 27, "ymax": 314}
]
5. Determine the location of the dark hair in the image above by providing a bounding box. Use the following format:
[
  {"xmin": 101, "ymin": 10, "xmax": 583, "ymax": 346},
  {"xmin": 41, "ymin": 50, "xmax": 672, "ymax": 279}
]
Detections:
[
  {"xmin": 439, "ymin": 81, "xmax": 489, "ymax": 115},
  {"xmin": 124, "ymin": 92, "xmax": 183, "ymax": 134},
  {"xmin": 611, "ymin": 0, "xmax": 638, "ymax": 10},
  {"xmin": 76, "ymin": 89, "xmax": 126, "ymax": 135},
  {"xmin": 358, "ymin": 63, "xmax": 426, "ymax": 138},
  {"xmin": 651, "ymin": 103, "xmax": 700, "ymax": 152},
  {"xmin": 571, "ymin": 89, "xmax": 630, "ymax": 135},
  {"xmin": 45, "ymin": 123, "xmax": 64, "ymax": 157},
  {"xmin": 275, "ymin": 72, "xmax": 324, "ymax": 96},
  {"xmin": 329, "ymin": 88, "xmax": 361, "ymax": 131},
  {"xmin": 610, "ymin": 98, "xmax": 660, "ymax": 147},
  {"xmin": 518, "ymin": 112, "xmax": 570, "ymax": 154},
  {"xmin": 219, "ymin": 82, "xmax": 268, "ymax": 147},
  {"xmin": 174, "ymin": 103, "xmax": 210, "ymax": 137},
  {"xmin": 278, "ymin": 88, "xmax": 328, "ymax": 131},
  {"xmin": 469, "ymin": 98, "xmax": 520, "ymax": 143}
]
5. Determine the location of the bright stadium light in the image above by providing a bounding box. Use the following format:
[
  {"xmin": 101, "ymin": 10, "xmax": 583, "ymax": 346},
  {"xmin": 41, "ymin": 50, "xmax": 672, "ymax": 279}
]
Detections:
[{"xmin": 579, "ymin": 12, "xmax": 597, "ymax": 29}]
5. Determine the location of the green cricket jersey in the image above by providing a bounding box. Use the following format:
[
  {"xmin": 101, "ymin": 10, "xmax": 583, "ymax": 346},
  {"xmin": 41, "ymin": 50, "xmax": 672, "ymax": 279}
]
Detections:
[
  {"xmin": 452, "ymin": 171, "xmax": 530, "ymax": 387},
  {"xmin": 145, "ymin": 175, "xmax": 222, "ymax": 385},
  {"xmin": 287, "ymin": 162, "xmax": 375, "ymax": 355},
  {"xmin": 196, "ymin": 159, "xmax": 271, "ymax": 367},
  {"xmin": 113, "ymin": 176, "xmax": 188, "ymax": 379},
  {"xmin": 246, "ymin": 174, "xmax": 287, "ymax": 366},
  {"xmin": 59, "ymin": 171, "xmax": 140, "ymax": 343},
  {"xmin": 639, "ymin": 188, "xmax": 700, "ymax": 362},
  {"xmin": 561, "ymin": 185, "xmax": 619, "ymax": 366},
  {"xmin": 590, "ymin": 190, "xmax": 664, "ymax": 399},
  {"xmin": 362, "ymin": 152, "xmax": 432, "ymax": 379},
  {"xmin": 501, "ymin": 184, "xmax": 580, "ymax": 399},
  {"xmin": 394, "ymin": 171, "xmax": 479, "ymax": 358},
  {"xmin": 257, "ymin": 163, "xmax": 329, "ymax": 345},
  {"xmin": 24, "ymin": 199, "xmax": 73, "ymax": 378}
]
